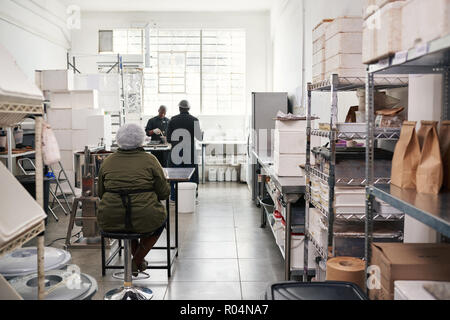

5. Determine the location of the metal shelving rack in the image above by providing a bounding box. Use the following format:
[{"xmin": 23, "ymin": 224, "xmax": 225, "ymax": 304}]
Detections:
[
  {"xmin": 0, "ymin": 102, "xmax": 46, "ymax": 300},
  {"xmin": 365, "ymin": 35, "xmax": 450, "ymax": 285},
  {"xmin": 303, "ymin": 74, "xmax": 408, "ymax": 282}
]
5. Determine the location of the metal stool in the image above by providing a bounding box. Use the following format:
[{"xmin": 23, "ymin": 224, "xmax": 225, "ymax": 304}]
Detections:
[{"xmin": 100, "ymin": 231, "xmax": 153, "ymax": 300}]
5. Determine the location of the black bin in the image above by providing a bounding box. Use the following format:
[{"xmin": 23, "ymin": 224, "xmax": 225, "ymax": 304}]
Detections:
[
  {"xmin": 16, "ymin": 175, "xmax": 51, "ymax": 219},
  {"xmin": 265, "ymin": 281, "xmax": 367, "ymax": 300}
]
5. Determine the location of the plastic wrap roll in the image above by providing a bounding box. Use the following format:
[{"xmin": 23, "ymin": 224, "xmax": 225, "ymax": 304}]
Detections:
[{"xmin": 326, "ymin": 257, "xmax": 365, "ymax": 291}]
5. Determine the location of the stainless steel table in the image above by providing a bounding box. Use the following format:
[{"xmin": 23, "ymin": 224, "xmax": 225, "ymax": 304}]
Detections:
[{"xmin": 252, "ymin": 150, "xmax": 307, "ymax": 281}]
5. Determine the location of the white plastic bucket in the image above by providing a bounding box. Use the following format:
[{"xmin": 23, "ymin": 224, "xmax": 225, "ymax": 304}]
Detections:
[
  {"xmin": 178, "ymin": 182, "xmax": 197, "ymax": 214},
  {"xmin": 208, "ymin": 168, "xmax": 217, "ymax": 182}
]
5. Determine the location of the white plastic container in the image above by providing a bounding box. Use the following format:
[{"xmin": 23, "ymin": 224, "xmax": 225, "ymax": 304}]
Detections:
[
  {"xmin": 208, "ymin": 168, "xmax": 217, "ymax": 182},
  {"xmin": 308, "ymin": 208, "xmax": 328, "ymax": 249},
  {"xmin": 334, "ymin": 187, "xmax": 366, "ymax": 206},
  {"xmin": 325, "ymin": 32, "xmax": 362, "ymax": 60},
  {"xmin": 402, "ymin": 0, "xmax": 450, "ymax": 51},
  {"xmin": 178, "ymin": 182, "xmax": 197, "ymax": 214},
  {"xmin": 231, "ymin": 168, "xmax": 238, "ymax": 182},
  {"xmin": 273, "ymin": 211, "xmax": 284, "ymax": 247},
  {"xmin": 217, "ymin": 168, "xmax": 225, "ymax": 182},
  {"xmin": 394, "ymin": 281, "xmax": 441, "ymax": 300},
  {"xmin": 325, "ymin": 17, "xmax": 364, "ymax": 41},
  {"xmin": 225, "ymin": 168, "xmax": 232, "ymax": 182},
  {"xmin": 274, "ymin": 130, "xmax": 306, "ymax": 154},
  {"xmin": 273, "ymin": 152, "xmax": 306, "ymax": 177},
  {"xmin": 0, "ymin": 163, "xmax": 47, "ymax": 247},
  {"xmin": 291, "ymin": 234, "xmax": 316, "ymax": 269}
]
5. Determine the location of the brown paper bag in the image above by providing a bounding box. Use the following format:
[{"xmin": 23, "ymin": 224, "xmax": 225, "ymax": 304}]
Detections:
[
  {"xmin": 416, "ymin": 122, "xmax": 443, "ymax": 194},
  {"xmin": 418, "ymin": 121, "xmax": 439, "ymax": 149},
  {"xmin": 391, "ymin": 121, "xmax": 421, "ymax": 189},
  {"xmin": 439, "ymin": 121, "xmax": 450, "ymax": 189}
]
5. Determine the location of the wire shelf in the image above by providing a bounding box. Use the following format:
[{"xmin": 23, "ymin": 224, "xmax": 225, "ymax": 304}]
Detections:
[
  {"xmin": 308, "ymin": 76, "xmax": 408, "ymax": 92},
  {"xmin": 0, "ymin": 221, "xmax": 45, "ymax": 258},
  {"xmin": 311, "ymin": 129, "xmax": 401, "ymax": 140},
  {"xmin": 307, "ymin": 231, "xmax": 327, "ymax": 261}
]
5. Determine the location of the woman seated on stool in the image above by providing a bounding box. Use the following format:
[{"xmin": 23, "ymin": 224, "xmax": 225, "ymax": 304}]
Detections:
[{"xmin": 97, "ymin": 123, "xmax": 170, "ymax": 276}]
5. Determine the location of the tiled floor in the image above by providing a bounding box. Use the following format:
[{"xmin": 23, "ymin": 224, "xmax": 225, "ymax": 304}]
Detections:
[{"xmin": 35, "ymin": 182, "xmax": 285, "ymax": 300}]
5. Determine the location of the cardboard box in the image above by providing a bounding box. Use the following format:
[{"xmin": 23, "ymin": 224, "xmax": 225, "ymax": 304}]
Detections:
[
  {"xmin": 274, "ymin": 130, "xmax": 307, "ymax": 154},
  {"xmin": 312, "ymin": 62, "xmax": 326, "ymax": 83},
  {"xmin": 71, "ymin": 109, "xmax": 103, "ymax": 130},
  {"xmin": 313, "ymin": 49, "xmax": 326, "ymax": 66},
  {"xmin": 326, "ymin": 54, "xmax": 364, "ymax": 73},
  {"xmin": 313, "ymin": 19, "xmax": 334, "ymax": 42},
  {"xmin": 47, "ymin": 109, "xmax": 72, "ymax": 130},
  {"xmin": 363, "ymin": 0, "xmax": 401, "ymax": 18},
  {"xmin": 402, "ymin": 0, "xmax": 450, "ymax": 51},
  {"xmin": 363, "ymin": 1, "xmax": 404, "ymax": 64},
  {"xmin": 325, "ymin": 33, "xmax": 362, "ymax": 60},
  {"xmin": 71, "ymin": 90, "xmax": 99, "ymax": 110},
  {"xmin": 325, "ymin": 17, "xmax": 364, "ymax": 41},
  {"xmin": 49, "ymin": 91, "xmax": 72, "ymax": 109},
  {"xmin": 273, "ymin": 152, "xmax": 306, "ymax": 177},
  {"xmin": 370, "ymin": 243, "xmax": 450, "ymax": 299},
  {"xmin": 53, "ymin": 129, "xmax": 72, "ymax": 151}
]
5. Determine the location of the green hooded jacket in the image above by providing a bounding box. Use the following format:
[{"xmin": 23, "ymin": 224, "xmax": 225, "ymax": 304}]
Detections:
[{"xmin": 97, "ymin": 148, "xmax": 170, "ymax": 234}]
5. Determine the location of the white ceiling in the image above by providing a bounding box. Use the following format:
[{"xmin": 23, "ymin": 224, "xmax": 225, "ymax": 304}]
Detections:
[{"xmin": 61, "ymin": 0, "xmax": 275, "ymax": 12}]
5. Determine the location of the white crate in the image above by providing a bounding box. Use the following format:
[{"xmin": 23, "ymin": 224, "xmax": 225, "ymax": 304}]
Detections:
[
  {"xmin": 53, "ymin": 129, "xmax": 72, "ymax": 151},
  {"xmin": 41, "ymin": 70, "xmax": 74, "ymax": 91},
  {"xmin": 273, "ymin": 152, "xmax": 306, "ymax": 177},
  {"xmin": 402, "ymin": 0, "xmax": 450, "ymax": 51},
  {"xmin": 326, "ymin": 54, "xmax": 364, "ymax": 73},
  {"xmin": 71, "ymin": 130, "xmax": 89, "ymax": 152},
  {"xmin": 71, "ymin": 90, "xmax": 99, "ymax": 110},
  {"xmin": 325, "ymin": 32, "xmax": 362, "ymax": 60},
  {"xmin": 363, "ymin": 1, "xmax": 404, "ymax": 63},
  {"xmin": 49, "ymin": 91, "xmax": 72, "ymax": 109},
  {"xmin": 47, "ymin": 109, "xmax": 72, "ymax": 130},
  {"xmin": 325, "ymin": 17, "xmax": 364, "ymax": 41}
]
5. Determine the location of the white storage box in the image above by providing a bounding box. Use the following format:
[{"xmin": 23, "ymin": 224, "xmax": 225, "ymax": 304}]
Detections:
[
  {"xmin": 325, "ymin": 33, "xmax": 362, "ymax": 60},
  {"xmin": 48, "ymin": 91, "xmax": 72, "ymax": 109},
  {"xmin": 273, "ymin": 152, "xmax": 306, "ymax": 177},
  {"xmin": 326, "ymin": 54, "xmax": 364, "ymax": 73},
  {"xmin": 363, "ymin": 1, "xmax": 404, "ymax": 63},
  {"xmin": 99, "ymin": 92, "xmax": 121, "ymax": 112},
  {"xmin": 70, "ymin": 90, "xmax": 99, "ymax": 110},
  {"xmin": 0, "ymin": 163, "xmax": 46, "ymax": 247},
  {"xmin": 47, "ymin": 109, "xmax": 72, "ymax": 130},
  {"xmin": 291, "ymin": 234, "xmax": 316, "ymax": 269},
  {"xmin": 274, "ymin": 130, "xmax": 306, "ymax": 154},
  {"xmin": 53, "ymin": 129, "xmax": 72, "ymax": 151},
  {"xmin": 394, "ymin": 281, "xmax": 441, "ymax": 300},
  {"xmin": 334, "ymin": 187, "xmax": 366, "ymax": 206},
  {"xmin": 41, "ymin": 70, "xmax": 74, "ymax": 92},
  {"xmin": 325, "ymin": 17, "xmax": 364, "ymax": 41},
  {"xmin": 402, "ymin": 0, "xmax": 450, "ymax": 51}
]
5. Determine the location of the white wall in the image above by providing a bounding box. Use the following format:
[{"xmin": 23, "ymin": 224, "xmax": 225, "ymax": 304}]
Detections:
[
  {"xmin": 0, "ymin": 0, "xmax": 70, "ymax": 81},
  {"xmin": 70, "ymin": 11, "xmax": 271, "ymax": 119},
  {"xmin": 271, "ymin": 0, "xmax": 364, "ymax": 119}
]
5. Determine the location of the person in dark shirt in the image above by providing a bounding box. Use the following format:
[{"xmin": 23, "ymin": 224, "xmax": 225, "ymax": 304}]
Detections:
[
  {"xmin": 145, "ymin": 105, "xmax": 169, "ymax": 166},
  {"xmin": 167, "ymin": 100, "xmax": 203, "ymax": 200}
]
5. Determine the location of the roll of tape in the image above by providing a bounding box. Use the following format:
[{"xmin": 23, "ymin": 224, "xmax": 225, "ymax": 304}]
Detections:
[{"xmin": 326, "ymin": 257, "xmax": 365, "ymax": 291}]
